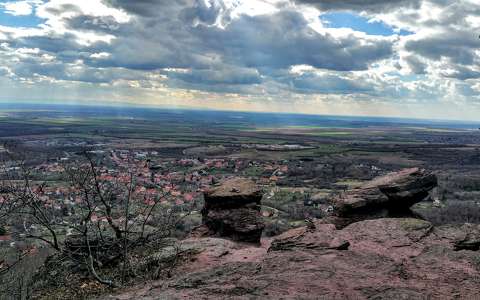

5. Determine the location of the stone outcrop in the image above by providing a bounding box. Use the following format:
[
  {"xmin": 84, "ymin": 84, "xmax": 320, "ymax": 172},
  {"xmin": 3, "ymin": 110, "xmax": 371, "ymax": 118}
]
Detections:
[
  {"xmin": 321, "ymin": 168, "xmax": 437, "ymax": 228},
  {"xmin": 202, "ymin": 177, "xmax": 264, "ymax": 243},
  {"xmin": 108, "ymin": 218, "xmax": 480, "ymax": 300},
  {"xmin": 334, "ymin": 167, "xmax": 437, "ymax": 214},
  {"xmin": 103, "ymin": 168, "xmax": 480, "ymax": 300}
]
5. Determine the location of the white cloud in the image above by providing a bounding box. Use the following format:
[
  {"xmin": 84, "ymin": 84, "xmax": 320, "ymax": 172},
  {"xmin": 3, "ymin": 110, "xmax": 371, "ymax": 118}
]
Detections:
[
  {"xmin": 90, "ymin": 52, "xmax": 110, "ymax": 59},
  {"xmin": 1, "ymin": 0, "xmax": 42, "ymax": 16},
  {"xmin": 0, "ymin": 0, "xmax": 478, "ymax": 120}
]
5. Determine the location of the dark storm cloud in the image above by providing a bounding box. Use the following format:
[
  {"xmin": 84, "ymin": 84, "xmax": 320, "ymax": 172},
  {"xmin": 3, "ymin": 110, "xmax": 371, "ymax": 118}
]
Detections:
[
  {"xmin": 404, "ymin": 29, "xmax": 480, "ymax": 79},
  {"xmin": 10, "ymin": 58, "xmax": 140, "ymax": 84},
  {"xmin": 441, "ymin": 66, "xmax": 480, "ymax": 81},
  {"xmin": 289, "ymin": 72, "xmax": 373, "ymax": 94},
  {"xmin": 295, "ymin": 0, "xmax": 420, "ymax": 13},
  {"xmin": 105, "ymin": 0, "xmax": 191, "ymax": 17},
  {"xmin": 80, "ymin": 0, "xmax": 212, "ymax": 71},
  {"xmin": 55, "ymin": 1, "xmax": 393, "ymax": 91},
  {"xmin": 406, "ymin": 35, "xmax": 478, "ymax": 65},
  {"xmin": 8, "ymin": 33, "xmax": 113, "ymax": 68},
  {"xmin": 72, "ymin": 2, "xmax": 394, "ymax": 74},
  {"xmin": 66, "ymin": 15, "xmax": 124, "ymax": 32},
  {"xmin": 181, "ymin": 0, "xmax": 232, "ymax": 26},
  {"xmin": 194, "ymin": 10, "xmax": 393, "ymax": 71},
  {"xmin": 12, "ymin": 34, "xmax": 88, "ymax": 53},
  {"xmin": 403, "ymin": 55, "xmax": 427, "ymax": 75},
  {"xmin": 166, "ymin": 67, "xmax": 262, "ymax": 85},
  {"xmin": 43, "ymin": 3, "xmax": 82, "ymax": 16},
  {"xmin": 5, "ymin": 0, "xmax": 477, "ymax": 100},
  {"xmin": 379, "ymin": 0, "xmax": 480, "ymax": 81}
]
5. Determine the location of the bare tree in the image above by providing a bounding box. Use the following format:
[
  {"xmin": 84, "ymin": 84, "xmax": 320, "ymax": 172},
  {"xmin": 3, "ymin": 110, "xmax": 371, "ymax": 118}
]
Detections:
[{"xmin": 0, "ymin": 149, "xmax": 194, "ymax": 296}]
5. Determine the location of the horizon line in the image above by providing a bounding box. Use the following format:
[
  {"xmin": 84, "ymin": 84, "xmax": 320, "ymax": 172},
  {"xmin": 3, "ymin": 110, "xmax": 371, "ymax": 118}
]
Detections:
[{"xmin": 0, "ymin": 99, "xmax": 479, "ymax": 125}]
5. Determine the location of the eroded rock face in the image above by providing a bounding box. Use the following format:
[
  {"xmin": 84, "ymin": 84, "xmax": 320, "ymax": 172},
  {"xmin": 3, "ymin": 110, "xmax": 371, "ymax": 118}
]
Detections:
[
  {"xmin": 334, "ymin": 168, "xmax": 437, "ymax": 214},
  {"xmin": 202, "ymin": 178, "xmax": 264, "ymax": 243},
  {"xmin": 105, "ymin": 169, "xmax": 474, "ymax": 300},
  {"xmin": 321, "ymin": 168, "xmax": 437, "ymax": 228},
  {"xmin": 108, "ymin": 218, "xmax": 480, "ymax": 300}
]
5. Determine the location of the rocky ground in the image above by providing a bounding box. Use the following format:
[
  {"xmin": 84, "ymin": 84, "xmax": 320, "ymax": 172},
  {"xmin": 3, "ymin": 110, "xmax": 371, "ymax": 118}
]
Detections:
[
  {"xmin": 99, "ymin": 168, "xmax": 480, "ymax": 300},
  {"xmin": 103, "ymin": 218, "xmax": 480, "ymax": 299}
]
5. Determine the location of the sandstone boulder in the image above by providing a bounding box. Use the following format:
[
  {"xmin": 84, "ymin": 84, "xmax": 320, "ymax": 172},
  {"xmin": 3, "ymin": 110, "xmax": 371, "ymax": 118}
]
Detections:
[
  {"xmin": 202, "ymin": 178, "xmax": 264, "ymax": 243},
  {"xmin": 333, "ymin": 167, "xmax": 437, "ymax": 217}
]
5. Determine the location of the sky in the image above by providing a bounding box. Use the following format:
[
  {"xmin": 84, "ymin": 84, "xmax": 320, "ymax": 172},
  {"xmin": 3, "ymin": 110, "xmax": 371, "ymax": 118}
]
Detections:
[{"xmin": 0, "ymin": 0, "xmax": 479, "ymax": 121}]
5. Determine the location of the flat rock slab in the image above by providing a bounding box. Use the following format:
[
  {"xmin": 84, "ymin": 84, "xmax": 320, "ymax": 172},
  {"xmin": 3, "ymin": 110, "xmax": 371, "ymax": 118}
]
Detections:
[
  {"xmin": 333, "ymin": 168, "xmax": 437, "ymax": 216},
  {"xmin": 204, "ymin": 177, "xmax": 263, "ymax": 210}
]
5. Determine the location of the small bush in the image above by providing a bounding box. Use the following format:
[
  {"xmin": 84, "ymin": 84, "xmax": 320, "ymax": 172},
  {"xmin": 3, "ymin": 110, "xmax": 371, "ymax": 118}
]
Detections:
[{"xmin": 0, "ymin": 225, "xmax": 6, "ymax": 236}]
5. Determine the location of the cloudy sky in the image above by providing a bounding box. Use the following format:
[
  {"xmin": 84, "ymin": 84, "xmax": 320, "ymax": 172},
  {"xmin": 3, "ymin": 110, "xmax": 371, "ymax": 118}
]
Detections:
[{"xmin": 0, "ymin": 0, "xmax": 479, "ymax": 120}]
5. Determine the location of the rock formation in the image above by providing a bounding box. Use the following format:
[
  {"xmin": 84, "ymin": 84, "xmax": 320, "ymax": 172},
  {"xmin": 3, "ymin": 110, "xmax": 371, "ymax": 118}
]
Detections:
[
  {"xmin": 322, "ymin": 168, "xmax": 437, "ymax": 228},
  {"xmin": 201, "ymin": 177, "xmax": 264, "ymax": 243},
  {"xmin": 99, "ymin": 168, "xmax": 480, "ymax": 300},
  {"xmin": 334, "ymin": 168, "xmax": 437, "ymax": 214},
  {"xmin": 107, "ymin": 218, "xmax": 480, "ymax": 300}
]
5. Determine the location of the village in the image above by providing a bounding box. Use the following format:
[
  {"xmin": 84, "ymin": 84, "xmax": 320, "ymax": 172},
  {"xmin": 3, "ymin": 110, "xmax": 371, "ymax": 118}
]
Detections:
[
  {"xmin": 0, "ymin": 143, "xmax": 317, "ymax": 249},
  {"xmin": 0, "ymin": 114, "xmax": 479, "ymax": 299}
]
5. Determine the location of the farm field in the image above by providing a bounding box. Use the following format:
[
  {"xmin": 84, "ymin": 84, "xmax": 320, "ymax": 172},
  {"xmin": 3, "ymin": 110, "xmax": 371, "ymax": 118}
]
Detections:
[{"xmin": 1, "ymin": 104, "xmax": 480, "ymax": 299}]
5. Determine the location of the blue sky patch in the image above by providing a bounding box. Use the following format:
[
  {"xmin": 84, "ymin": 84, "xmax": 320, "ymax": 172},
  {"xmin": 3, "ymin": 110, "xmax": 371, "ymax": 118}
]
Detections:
[
  {"xmin": 0, "ymin": 7, "xmax": 44, "ymax": 28},
  {"xmin": 321, "ymin": 12, "xmax": 412, "ymax": 36}
]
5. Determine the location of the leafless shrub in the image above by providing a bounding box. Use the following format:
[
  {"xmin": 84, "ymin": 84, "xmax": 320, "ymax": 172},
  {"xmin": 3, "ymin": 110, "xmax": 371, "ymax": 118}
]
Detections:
[{"xmin": 0, "ymin": 150, "xmax": 193, "ymax": 297}]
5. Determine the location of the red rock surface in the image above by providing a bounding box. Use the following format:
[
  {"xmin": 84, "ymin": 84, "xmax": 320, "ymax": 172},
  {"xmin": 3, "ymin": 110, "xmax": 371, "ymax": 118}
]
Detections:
[
  {"xmin": 333, "ymin": 168, "xmax": 437, "ymax": 216},
  {"xmin": 104, "ymin": 218, "xmax": 480, "ymax": 300},
  {"xmin": 317, "ymin": 168, "xmax": 438, "ymax": 229},
  {"xmin": 202, "ymin": 177, "xmax": 264, "ymax": 243}
]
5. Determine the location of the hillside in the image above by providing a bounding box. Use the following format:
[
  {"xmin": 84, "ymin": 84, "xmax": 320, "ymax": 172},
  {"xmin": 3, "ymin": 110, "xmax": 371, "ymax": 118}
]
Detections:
[{"xmin": 97, "ymin": 169, "xmax": 480, "ymax": 300}]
